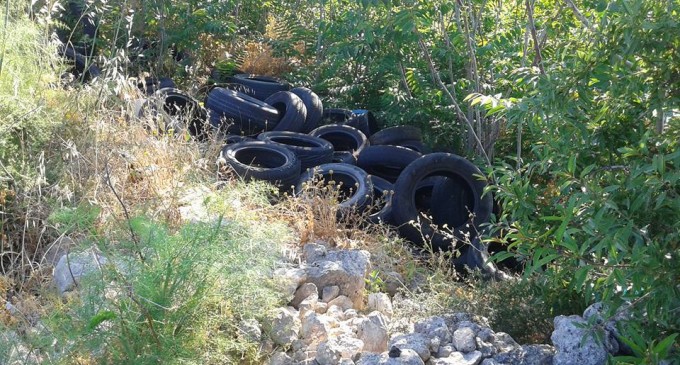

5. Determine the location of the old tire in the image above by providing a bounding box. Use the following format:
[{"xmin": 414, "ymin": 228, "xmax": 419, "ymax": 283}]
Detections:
[
  {"xmin": 357, "ymin": 145, "xmax": 422, "ymax": 183},
  {"xmin": 391, "ymin": 153, "xmax": 493, "ymax": 252},
  {"xmin": 265, "ymin": 91, "xmax": 307, "ymax": 132},
  {"xmin": 226, "ymin": 74, "xmax": 290, "ymax": 101},
  {"xmin": 296, "ymin": 163, "xmax": 373, "ymax": 215},
  {"xmin": 206, "ymin": 87, "xmax": 279, "ymax": 135},
  {"xmin": 221, "ymin": 141, "xmax": 301, "ymax": 190},
  {"xmin": 291, "ymin": 87, "xmax": 323, "ymax": 133},
  {"xmin": 258, "ymin": 131, "xmax": 333, "ymax": 171}
]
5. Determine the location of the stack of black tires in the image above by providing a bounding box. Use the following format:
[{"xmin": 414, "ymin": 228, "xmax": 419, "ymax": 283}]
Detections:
[{"xmin": 132, "ymin": 73, "xmax": 500, "ymax": 276}]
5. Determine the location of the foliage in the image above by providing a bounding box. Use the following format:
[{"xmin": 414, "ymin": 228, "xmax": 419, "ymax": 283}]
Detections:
[{"xmin": 42, "ymin": 217, "xmax": 288, "ymax": 364}]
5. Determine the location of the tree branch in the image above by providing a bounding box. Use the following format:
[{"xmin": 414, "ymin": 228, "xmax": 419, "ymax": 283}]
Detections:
[{"xmin": 525, "ymin": 0, "xmax": 545, "ymax": 75}]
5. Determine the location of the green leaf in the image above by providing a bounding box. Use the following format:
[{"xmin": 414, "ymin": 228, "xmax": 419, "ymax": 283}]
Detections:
[
  {"xmin": 652, "ymin": 333, "xmax": 678, "ymax": 357},
  {"xmin": 87, "ymin": 310, "xmax": 116, "ymax": 331}
]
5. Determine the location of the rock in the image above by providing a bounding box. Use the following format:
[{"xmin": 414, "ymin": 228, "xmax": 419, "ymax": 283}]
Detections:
[
  {"xmin": 291, "ymin": 282, "xmax": 319, "ymax": 308},
  {"xmin": 551, "ymin": 315, "xmax": 607, "ymax": 365},
  {"xmin": 480, "ymin": 360, "xmax": 498, "ymax": 365},
  {"xmin": 359, "ymin": 312, "xmax": 389, "ymax": 353},
  {"xmin": 304, "ymin": 242, "xmax": 328, "ymax": 262},
  {"xmin": 44, "ymin": 236, "xmax": 76, "ymax": 267},
  {"xmin": 268, "ymin": 351, "xmax": 294, "ymax": 365},
  {"xmin": 477, "ymin": 328, "xmax": 494, "ymax": 342},
  {"xmin": 317, "ymin": 335, "xmax": 365, "ymax": 364},
  {"xmin": 456, "ymin": 321, "xmax": 481, "ymax": 336},
  {"xmin": 301, "ymin": 311, "xmax": 331, "ymax": 344},
  {"xmin": 328, "ymin": 295, "xmax": 355, "ymax": 312},
  {"xmin": 582, "ymin": 302, "xmax": 629, "ymax": 355},
  {"xmin": 383, "ymin": 271, "xmax": 404, "ymax": 297},
  {"xmin": 305, "ymin": 247, "xmax": 371, "ymax": 308},
  {"xmin": 267, "ymin": 308, "xmax": 300, "ymax": 347},
  {"xmin": 388, "ymin": 348, "xmax": 425, "ymax": 365},
  {"xmin": 492, "ymin": 344, "xmax": 554, "ymax": 365},
  {"xmin": 390, "ymin": 333, "xmax": 431, "ymax": 361},
  {"xmin": 237, "ymin": 318, "xmax": 261, "ymax": 342},
  {"xmin": 318, "ymin": 340, "xmax": 344, "ymax": 365},
  {"xmin": 492, "ymin": 332, "xmax": 519, "ymax": 353},
  {"xmin": 53, "ymin": 249, "xmax": 108, "ymax": 295},
  {"xmin": 368, "ymin": 293, "xmax": 394, "ymax": 317},
  {"xmin": 316, "ymin": 301, "xmax": 329, "ymax": 314},
  {"xmin": 436, "ymin": 345, "xmax": 455, "ymax": 358},
  {"xmin": 323, "ymin": 285, "xmax": 341, "ymax": 303},
  {"xmin": 475, "ymin": 338, "xmax": 496, "ymax": 358},
  {"xmin": 357, "ymin": 353, "xmax": 385, "ymax": 365},
  {"xmin": 178, "ymin": 186, "xmax": 216, "ymax": 223},
  {"xmin": 273, "ymin": 267, "xmax": 308, "ymax": 298},
  {"xmin": 1, "ymin": 330, "xmax": 43, "ymax": 364},
  {"xmin": 431, "ymin": 351, "xmax": 482, "ymax": 365},
  {"xmin": 299, "ymin": 295, "xmax": 320, "ymax": 315},
  {"xmin": 344, "ymin": 309, "xmax": 359, "ymax": 320},
  {"xmin": 415, "ymin": 316, "xmax": 451, "ymax": 344},
  {"xmin": 453, "ymin": 327, "xmax": 477, "ymax": 353}
]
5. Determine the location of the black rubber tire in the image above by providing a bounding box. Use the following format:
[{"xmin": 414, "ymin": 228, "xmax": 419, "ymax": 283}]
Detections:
[
  {"xmin": 257, "ymin": 131, "xmax": 333, "ymax": 171},
  {"xmin": 309, "ymin": 124, "xmax": 369, "ymax": 156},
  {"xmin": 206, "ymin": 87, "xmax": 280, "ymax": 135},
  {"xmin": 226, "ymin": 74, "xmax": 291, "ymax": 101},
  {"xmin": 225, "ymin": 135, "xmax": 254, "ymax": 145},
  {"xmin": 140, "ymin": 88, "xmax": 210, "ymax": 139},
  {"xmin": 369, "ymin": 126, "xmax": 423, "ymax": 146},
  {"xmin": 357, "ymin": 145, "xmax": 422, "ymax": 183},
  {"xmin": 332, "ymin": 151, "xmax": 357, "ymax": 165},
  {"xmin": 138, "ymin": 77, "xmax": 176, "ymax": 95},
  {"xmin": 321, "ymin": 108, "xmax": 353, "ymax": 124},
  {"xmin": 347, "ymin": 110, "xmax": 379, "ymax": 137},
  {"xmin": 368, "ymin": 175, "xmax": 394, "ymax": 224},
  {"xmin": 290, "ymin": 87, "xmax": 323, "ymax": 133},
  {"xmin": 265, "ymin": 91, "xmax": 307, "ymax": 132},
  {"xmin": 397, "ymin": 139, "xmax": 429, "ymax": 154},
  {"xmin": 296, "ymin": 163, "xmax": 373, "ymax": 215},
  {"xmin": 391, "ymin": 153, "xmax": 493, "ymax": 252},
  {"xmin": 58, "ymin": 44, "xmax": 100, "ymax": 82},
  {"xmin": 221, "ymin": 141, "xmax": 301, "ymax": 190},
  {"xmin": 430, "ymin": 177, "xmax": 477, "ymax": 229}
]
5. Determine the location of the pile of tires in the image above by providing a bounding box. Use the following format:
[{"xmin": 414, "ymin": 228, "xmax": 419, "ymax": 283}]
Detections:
[{"xmin": 205, "ymin": 75, "xmax": 498, "ymax": 275}]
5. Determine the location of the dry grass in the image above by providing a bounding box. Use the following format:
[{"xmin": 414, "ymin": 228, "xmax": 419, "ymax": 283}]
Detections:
[{"xmin": 238, "ymin": 42, "xmax": 292, "ymax": 76}]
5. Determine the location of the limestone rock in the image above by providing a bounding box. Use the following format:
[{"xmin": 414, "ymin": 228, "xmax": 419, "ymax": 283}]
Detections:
[
  {"xmin": 359, "ymin": 312, "xmax": 389, "ymax": 353},
  {"xmin": 492, "ymin": 344, "xmax": 554, "ymax": 365},
  {"xmin": 431, "ymin": 351, "xmax": 482, "ymax": 365},
  {"xmin": 453, "ymin": 327, "xmax": 477, "ymax": 353},
  {"xmin": 305, "ymin": 246, "xmax": 371, "ymax": 308},
  {"xmin": 323, "ymin": 285, "xmax": 341, "ymax": 303},
  {"xmin": 268, "ymin": 351, "xmax": 294, "ymax": 365},
  {"xmin": 273, "ymin": 267, "xmax": 308, "ymax": 298},
  {"xmin": 368, "ymin": 293, "xmax": 394, "ymax": 317},
  {"xmin": 415, "ymin": 316, "xmax": 451, "ymax": 344},
  {"xmin": 301, "ymin": 311, "xmax": 331, "ymax": 344},
  {"xmin": 53, "ymin": 249, "xmax": 108, "ymax": 295},
  {"xmin": 328, "ymin": 295, "xmax": 355, "ymax": 312},
  {"xmin": 551, "ymin": 315, "xmax": 607, "ymax": 365},
  {"xmin": 291, "ymin": 282, "xmax": 319, "ymax": 308},
  {"xmin": 390, "ymin": 333, "xmax": 431, "ymax": 361},
  {"xmin": 267, "ymin": 308, "xmax": 300, "ymax": 347}
]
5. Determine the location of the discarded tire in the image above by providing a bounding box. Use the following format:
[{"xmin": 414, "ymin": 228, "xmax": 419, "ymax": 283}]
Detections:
[
  {"xmin": 368, "ymin": 175, "xmax": 394, "ymax": 224},
  {"xmin": 310, "ymin": 124, "xmax": 369, "ymax": 156},
  {"xmin": 369, "ymin": 126, "xmax": 422, "ymax": 146},
  {"xmin": 296, "ymin": 163, "xmax": 373, "ymax": 215},
  {"xmin": 321, "ymin": 108, "xmax": 353, "ymax": 124},
  {"xmin": 58, "ymin": 44, "xmax": 100, "ymax": 82},
  {"xmin": 391, "ymin": 153, "xmax": 493, "ymax": 252},
  {"xmin": 257, "ymin": 131, "xmax": 333, "ymax": 171},
  {"xmin": 430, "ymin": 177, "xmax": 477, "ymax": 230},
  {"xmin": 137, "ymin": 88, "xmax": 209, "ymax": 138},
  {"xmin": 226, "ymin": 74, "xmax": 291, "ymax": 101},
  {"xmin": 206, "ymin": 87, "xmax": 279, "ymax": 135},
  {"xmin": 138, "ymin": 77, "xmax": 176, "ymax": 95},
  {"xmin": 265, "ymin": 91, "xmax": 307, "ymax": 132},
  {"xmin": 221, "ymin": 141, "xmax": 301, "ymax": 190},
  {"xmin": 331, "ymin": 151, "xmax": 358, "ymax": 165},
  {"xmin": 290, "ymin": 87, "xmax": 323, "ymax": 133},
  {"xmin": 357, "ymin": 145, "xmax": 422, "ymax": 183},
  {"xmin": 347, "ymin": 110, "xmax": 379, "ymax": 137}
]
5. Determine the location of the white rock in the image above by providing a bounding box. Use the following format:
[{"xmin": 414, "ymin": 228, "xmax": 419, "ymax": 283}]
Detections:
[
  {"xmin": 237, "ymin": 318, "xmax": 261, "ymax": 342},
  {"xmin": 301, "ymin": 311, "xmax": 331, "ymax": 344},
  {"xmin": 453, "ymin": 327, "xmax": 476, "ymax": 353},
  {"xmin": 267, "ymin": 308, "xmax": 300, "ymax": 346},
  {"xmin": 414, "ymin": 316, "xmax": 451, "ymax": 344},
  {"xmin": 291, "ymin": 282, "xmax": 319, "ymax": 308},
  {"xmin": 53, "ymin": 249, "xmax": 108, "ymax": 295},
  {"xmin": 359, "ymin": 312, "xmax": 389, "ymax": 353},
  {"xmin": 328, "ymin": 295, "xmax": 354, "ymax": 311},
  {"xmin": 368, "ymin": 293, "xmax": 394, "ymax": 317},
  {"xmin": 323, "ymin": 285, "xmax": 341, "ymax": 303},
  {"xmin": 432, "ymin": 351, "xmax": 482, "ymax": 365},
  {"xmin": 390, "ymin": 333, "xmax": 431, "ymax": 362},
  {"xmin": 552, "ymin": 315, "xmax": 607, "ymax": 365},
  {"xmin": 305, "ymin": 248, "xmax": 371, "ymax": 309},
  {"xmin": 273, "ymin": 267, "xmax": 308, "ymax": 298}
]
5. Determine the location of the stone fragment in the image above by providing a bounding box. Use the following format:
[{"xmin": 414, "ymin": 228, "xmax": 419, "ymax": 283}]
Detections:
[
  {"xmin": 431, "ymin": 351, "xmax": 482, "ymax": 365},
  {"xmin": 390, "ymin": 332, "xmax": 431, "ymax": 361},
  {"xmin": 328, "ymin": 295, "xmax": 355, "ymax": 311},
  {"xmin": 453, "ymin": 327, "xmax": 477, "ymax": 353},
  {"xmin": 305, "ymin": 247, "xmax": 371, "ymax": 308},
  {"xmin": 415, "ymin": 316, "xmax": 451, "ymax": 344},
  {"xmin": 301, "ymin": 311, "xmax": 331, "ymax": 344},
  {"xmin": 291, "ymin": 282, "xmax": 319, "ymax": 308},
  {"xmin": 551, "ymin": 315, "xmax": 607, "ymax": 365},
  {"xmin": 368, "ymin": 292, "xmax": 394, "ymax": 317},
  {"xmin": 492, "ymin": 344, "xmax": 555, "ymax": 365},
  {"xmin": 273, "ymin": 267, "xmax": 307, "ymax": 298},
  {"xmin": 267, "ymin": 308, "xmax": 300, "ymax": 347},
  {"xmin": 359, "ymin": 312, "xmax": 389, "ymax": 353},
  {"xmin": 323, "ymin": 285, "xmax": 341, "ymax": 303},
  {"xmin": 268, "ymin": 351, "xmax": 293, "ymax": 365},
  {"xmin": 53, "ymin": 249, "xmax": 108, "ymax": 295}
]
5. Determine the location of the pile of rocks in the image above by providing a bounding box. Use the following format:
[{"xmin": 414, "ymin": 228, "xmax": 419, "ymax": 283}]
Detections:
[{"xmin": 250, "ymin": 242, "xmax": 631, "ymax": 365}]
